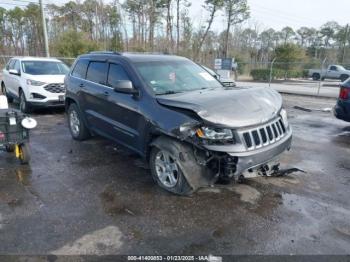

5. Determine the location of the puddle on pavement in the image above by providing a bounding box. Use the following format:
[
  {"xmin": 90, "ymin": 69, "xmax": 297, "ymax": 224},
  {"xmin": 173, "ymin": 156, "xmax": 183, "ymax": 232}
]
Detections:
[
  {"xmin": 332, "ymin": 127, "xmax": 350, "ymax": 147},
  {"xmin": 253, "ymin": 174, "xmax": 301, "ymax": 188},
  {"xmin": 280, "ymin": 193, "xmax": 350, "ymax": 243},
  {"xmin": 227, "ymin": 184, "xmax": 262, "ymax": 205}
]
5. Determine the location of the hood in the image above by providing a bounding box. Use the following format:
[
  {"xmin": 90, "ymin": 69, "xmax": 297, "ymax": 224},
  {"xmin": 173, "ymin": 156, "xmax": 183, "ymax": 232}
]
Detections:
[
  {"xmin": 156, "ymin": 87, "xmax": 282, "ymax": 128},
  {"xmin": 23, "ymin": 73, "xmax": 65, "ymax": 84}
]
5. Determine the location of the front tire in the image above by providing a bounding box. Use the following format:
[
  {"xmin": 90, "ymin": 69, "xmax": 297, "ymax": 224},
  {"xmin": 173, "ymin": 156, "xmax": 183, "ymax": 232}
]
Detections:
[
  {"xmin": 67, "ymin": 103, "xmax": 90, "ymax": 141},
  {"xmin": 149, "ymin": 139, "xmax": 193, "ymax": 196},
  {"xmin": 19, "ymin": 91, "xmax": 31, "ymax": 113}
]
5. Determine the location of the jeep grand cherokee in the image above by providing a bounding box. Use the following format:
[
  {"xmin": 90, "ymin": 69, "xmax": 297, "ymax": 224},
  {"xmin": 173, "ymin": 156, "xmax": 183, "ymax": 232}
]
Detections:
[{"xmin": 65, "ymin": 52, "xmax": 292, "ymax": 195}]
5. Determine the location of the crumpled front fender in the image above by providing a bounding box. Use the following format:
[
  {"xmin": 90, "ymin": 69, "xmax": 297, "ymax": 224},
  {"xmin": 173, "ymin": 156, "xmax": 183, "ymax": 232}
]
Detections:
[{"xmin": 150, "ymin": 136, "xmax": 217, "ymax": 192}]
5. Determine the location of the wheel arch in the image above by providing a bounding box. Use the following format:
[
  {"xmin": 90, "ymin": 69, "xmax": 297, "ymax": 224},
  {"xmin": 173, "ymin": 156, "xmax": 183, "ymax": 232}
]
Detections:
[
  {"xmin": 148, "ymin": 134, "xmax": 216, "ymax": 193},
  {"xmin": 65, "ymin": 97, "xmax": 77, "ymax": 112},
  {"xmin": 65, "ymin": 97, "xmax": 91, "ymax": 137},
  {"xmin": 340, "ymin": 74, "xmax": 349, "ymax": 81}
]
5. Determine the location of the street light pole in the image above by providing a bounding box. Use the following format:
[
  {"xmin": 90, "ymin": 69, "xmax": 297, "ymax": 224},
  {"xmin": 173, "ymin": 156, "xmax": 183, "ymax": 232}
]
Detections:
[{"xmin": 39, "ymin": 0, "xmax": 50, "ymax": 57}]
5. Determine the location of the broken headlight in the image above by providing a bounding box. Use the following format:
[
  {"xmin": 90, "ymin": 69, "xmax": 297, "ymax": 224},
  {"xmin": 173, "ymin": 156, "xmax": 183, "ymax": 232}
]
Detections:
[
  {"xmin": 280, "ymin": 108, "xmax": 289, "ymax": 128},
  {"xmin": 196, "ymin": 126, "xmax": 233, "ymax": 140}
]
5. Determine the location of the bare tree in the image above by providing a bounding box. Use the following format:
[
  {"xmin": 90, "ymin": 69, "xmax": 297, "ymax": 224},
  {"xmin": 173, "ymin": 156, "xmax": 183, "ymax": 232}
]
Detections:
[
  {"xmin": 222, "ymin": 0, "xmax": 249, "ymax": 58},
  {"xmin": 196, "ymin": 0, "xmax": 224, "ymax": 59}
]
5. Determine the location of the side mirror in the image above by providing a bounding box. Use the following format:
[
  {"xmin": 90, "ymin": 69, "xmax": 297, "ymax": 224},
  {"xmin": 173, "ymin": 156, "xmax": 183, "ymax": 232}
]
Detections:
[
  {"xmin": 9, "ymin": 69, "xmax": 20, "ymax": 76},
  {"xmin": 113, "ymin": 80, "xmax": 138, "ymax": 95}
]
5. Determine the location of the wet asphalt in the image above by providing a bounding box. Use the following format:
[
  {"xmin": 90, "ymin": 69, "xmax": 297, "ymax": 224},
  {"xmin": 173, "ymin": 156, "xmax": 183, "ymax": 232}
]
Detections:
[{"xmin": 0, "ymin": 94, "xmax": 349, "ymax": 255}]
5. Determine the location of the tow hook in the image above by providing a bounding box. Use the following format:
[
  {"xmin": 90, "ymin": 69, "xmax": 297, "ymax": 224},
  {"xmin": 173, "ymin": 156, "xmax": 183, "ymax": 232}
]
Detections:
[
  {"xmin": 258, "ymin": 163, "xmax": 280, "ymax": 176},
  {"xmin": 258, "ymin": 164, "xmax": 270, "ymax": 176}
]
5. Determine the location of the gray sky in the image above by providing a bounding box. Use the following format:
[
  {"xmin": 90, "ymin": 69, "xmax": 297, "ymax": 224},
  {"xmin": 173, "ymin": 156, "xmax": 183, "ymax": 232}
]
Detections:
[
  {"xmin": 190, "ymin": 0, "xmax": 350, "ymax": 31},
  {"xmin": 2, "ymin": 0, "xmax": 349, "ymax": 30}
]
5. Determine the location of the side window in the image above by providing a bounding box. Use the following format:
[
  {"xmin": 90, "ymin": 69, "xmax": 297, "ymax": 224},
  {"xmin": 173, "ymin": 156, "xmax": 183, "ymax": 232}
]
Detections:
[
  {"xmin": 330, "ymin": 66, "xmax": 337, "ymax": 71},
  {"xmin": 14, "ymin": 60, "xmax": 20, "ymax": 72},
  {"xmin": 72, "ymin": 59, "xmax": 89, "ymax": 79},
  {"xmin": 5, "ymin": 59, "xmax": 12, "ymax": 70},
  {"xmin": 86, "ymin": 62, "xmax": 108, "ymax": 85},
  {"xmin": 107, "ymin": 63, "xmax": 131, "ymax": 87},
  {"xmin": 7, "ymin": 59, "xmax": 15, "ymax": 70}
]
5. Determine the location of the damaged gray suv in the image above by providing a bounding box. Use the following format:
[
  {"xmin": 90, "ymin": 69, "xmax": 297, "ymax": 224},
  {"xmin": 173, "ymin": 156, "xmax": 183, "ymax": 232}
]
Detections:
[{"xmin": 65, "ymin": 52, "xmax": 292, "ymax": 195}]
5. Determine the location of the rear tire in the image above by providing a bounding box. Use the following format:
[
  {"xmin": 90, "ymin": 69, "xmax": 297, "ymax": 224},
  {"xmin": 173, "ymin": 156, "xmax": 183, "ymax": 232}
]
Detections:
[
  {"xmin": 340, "ymin": 74, "xmax": 349, "ymax": 82},
  {"xmin": 67, "ymin": 103, "xmax": 90, "ymax": 141},
  {"xmin": 1, "ymin": 82, "xmax": 14, "ymax": 103},
  {"xmin": 149, "ymin": 138, "xmax": 193, "ymax": 196},
  {"xmin": 312, "ymin": 73, "xmax": 320, "ymax": 81}
]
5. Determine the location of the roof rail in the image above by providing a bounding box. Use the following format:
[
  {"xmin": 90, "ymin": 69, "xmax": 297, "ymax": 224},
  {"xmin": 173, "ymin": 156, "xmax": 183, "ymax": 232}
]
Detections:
[
  {"xmin": 123, "ymin": 51, "xmax": 171, "ymax": 55},
  {"xmin": 89, "ymin": 51, "xmax": 122, "ymax": 55}
]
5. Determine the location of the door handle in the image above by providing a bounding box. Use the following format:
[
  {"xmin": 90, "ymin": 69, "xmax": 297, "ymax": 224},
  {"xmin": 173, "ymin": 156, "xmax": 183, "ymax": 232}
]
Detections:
[
  {"xmin": 103, "ymin": 91, "xmax": 109, "ymax": 96},
  {"xmin": 79, "ymin": 83, "xmax": 85, "ymax": 88}
]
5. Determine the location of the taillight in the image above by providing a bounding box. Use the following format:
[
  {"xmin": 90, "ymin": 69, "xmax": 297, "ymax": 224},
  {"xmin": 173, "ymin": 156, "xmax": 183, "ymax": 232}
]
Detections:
[{"xmin": 339, "ymin": 87, "xmax": 349, "ymax": 100}]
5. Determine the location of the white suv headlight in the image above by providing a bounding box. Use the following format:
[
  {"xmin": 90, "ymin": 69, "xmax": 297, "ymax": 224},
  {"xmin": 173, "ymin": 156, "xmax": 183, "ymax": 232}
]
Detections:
[
  {"xmin": 196, "ymin": 126, "xmax": 233, "ymax": 140},
  {"xmin": 26, "ymin": 79, "xmax": 46, "ymax": 86},
  {"xmin": 280, "ymin": 109, "xmax": 289, "ymax": 128}
]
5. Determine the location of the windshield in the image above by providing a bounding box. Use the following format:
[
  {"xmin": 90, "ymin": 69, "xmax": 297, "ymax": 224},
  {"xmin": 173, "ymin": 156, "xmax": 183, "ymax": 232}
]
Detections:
[
  {"xmin": 22, "ymin": 61, "xmax": 70, "ymax": 75},
  {"xmin": 134, "ymin": 60, "xmax": 223, "ymax": 95}
]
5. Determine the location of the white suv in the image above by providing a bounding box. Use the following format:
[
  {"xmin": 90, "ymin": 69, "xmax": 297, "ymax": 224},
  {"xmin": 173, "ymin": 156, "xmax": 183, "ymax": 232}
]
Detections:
[{"xmin": 1, "ymin": 57, "xmax": 69, "ymax": 113}]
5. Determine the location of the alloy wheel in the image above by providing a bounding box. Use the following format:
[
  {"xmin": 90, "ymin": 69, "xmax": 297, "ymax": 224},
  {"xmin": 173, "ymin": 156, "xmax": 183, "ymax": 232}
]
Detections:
[
  {"xmin": 154, "ymin": 150, "xmax": 179, "ymax": 188},
  {"xmin": 69, "ymin": 110, "xmax": 80, "ymax": 137}
]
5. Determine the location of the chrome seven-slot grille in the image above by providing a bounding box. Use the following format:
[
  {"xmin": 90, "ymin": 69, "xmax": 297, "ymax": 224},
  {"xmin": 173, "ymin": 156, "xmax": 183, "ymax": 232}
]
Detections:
[
  {"xmin": 241, "ymin": 117, "xmax": 287, "ymax": 150},
  {"xmin": 44, "ymin": 83, "xmax": 65, "ymax": 93}
]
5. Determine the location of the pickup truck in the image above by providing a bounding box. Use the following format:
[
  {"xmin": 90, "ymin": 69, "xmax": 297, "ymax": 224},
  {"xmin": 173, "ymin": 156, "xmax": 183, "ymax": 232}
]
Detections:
[{"xmin": 309, "ymin": 65, "xmax": 350, "ymax": 82}]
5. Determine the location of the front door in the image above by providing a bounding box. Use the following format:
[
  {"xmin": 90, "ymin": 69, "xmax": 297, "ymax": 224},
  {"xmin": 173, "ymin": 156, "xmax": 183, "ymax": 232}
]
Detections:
[
  {"xmin": 11, "ymin": 60, "xmax": 22, "ymax": 97},
  {"xmin": 326, "ymin": 66, "xmax": 339, "ymax": 79},
  {"xmin": 4, "ymin": 59, "xmax": 16, "ymax": 96},
  {"xmin": 100, "ymin": 62, "xmax": 144, "ymax": 153}
]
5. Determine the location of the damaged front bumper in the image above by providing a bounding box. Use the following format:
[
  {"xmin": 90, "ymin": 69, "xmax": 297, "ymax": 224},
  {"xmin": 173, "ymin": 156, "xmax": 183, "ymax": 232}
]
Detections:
[
  {"xmin": 229, "ymin": 132, "xmax": 292, "ymax": 178},
  {"xmin": 197, "ymin": 116, "xmax": 292, "ymax": 181}
]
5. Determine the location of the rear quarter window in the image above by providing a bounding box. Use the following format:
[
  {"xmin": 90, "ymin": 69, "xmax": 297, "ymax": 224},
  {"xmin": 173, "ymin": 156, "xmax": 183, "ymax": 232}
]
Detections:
[{"xmin": 72, "ymin": 59, "xmax": 89, "ymax": 79}]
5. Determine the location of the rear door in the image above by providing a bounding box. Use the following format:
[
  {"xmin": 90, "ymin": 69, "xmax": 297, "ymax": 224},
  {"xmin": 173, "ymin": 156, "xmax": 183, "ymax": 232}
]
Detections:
[
  {"xmin": 82, "ymin": 60, "xmax": 111, "ymax": 133},
  {"xmin": 69, "ymin": 58, "xmax": 89, "ymax": 110}
]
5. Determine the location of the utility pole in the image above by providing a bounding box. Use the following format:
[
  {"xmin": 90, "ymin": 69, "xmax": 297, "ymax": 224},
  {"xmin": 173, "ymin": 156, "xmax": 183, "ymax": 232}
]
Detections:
[
  {"xmin": 39, "ymin": 0, "xmax": 50, "ymax": 57},
  {"xmin": 342, "ymin": 24, "xmax": 349, "ymax": 64}
]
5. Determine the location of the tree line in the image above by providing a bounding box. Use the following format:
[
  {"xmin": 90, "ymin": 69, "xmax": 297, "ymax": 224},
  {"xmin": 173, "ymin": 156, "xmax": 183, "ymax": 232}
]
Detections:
[{"xmin": 1, "ymin": 0, "xmax": 350, "ymax": 70}]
